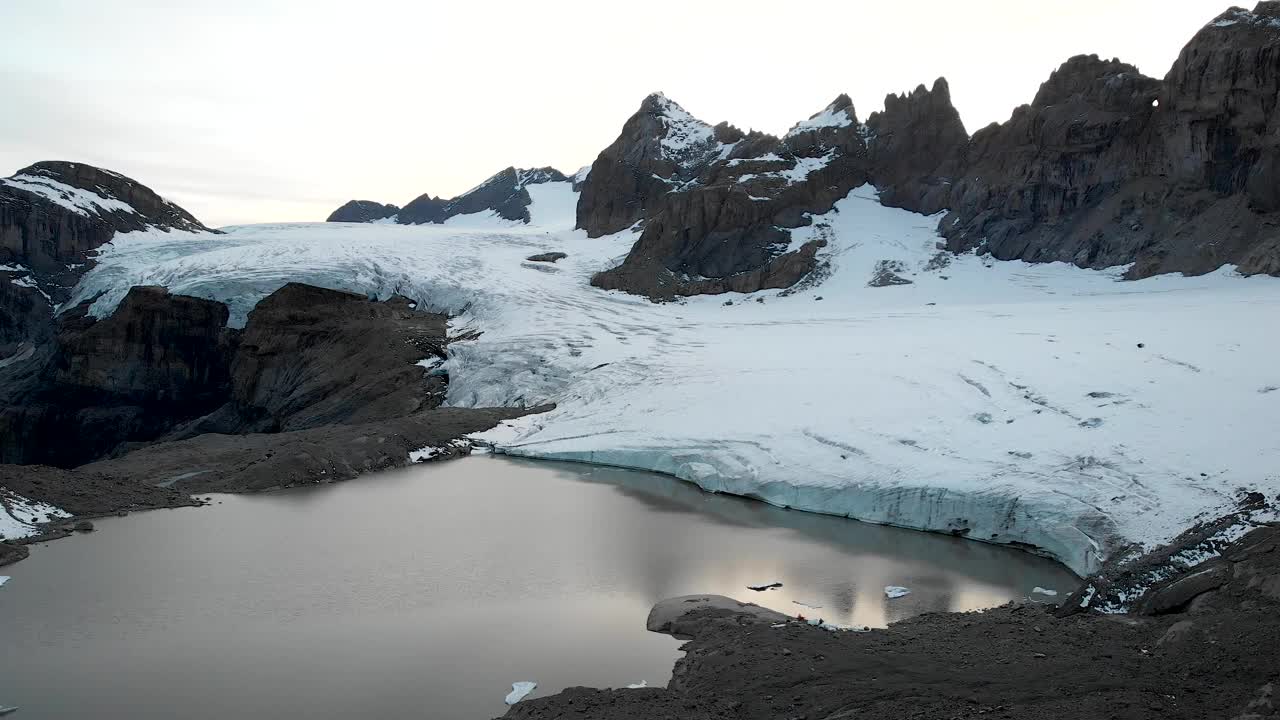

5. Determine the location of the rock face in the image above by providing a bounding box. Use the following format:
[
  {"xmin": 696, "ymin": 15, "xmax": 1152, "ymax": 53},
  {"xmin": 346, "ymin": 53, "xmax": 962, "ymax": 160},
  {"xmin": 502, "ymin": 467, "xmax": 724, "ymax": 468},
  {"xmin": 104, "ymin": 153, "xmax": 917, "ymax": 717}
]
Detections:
[
  {"xmin": 184, "ymin": 283, "xmax": 447, "ymax": 436},
  {"xmin": 1, "ymin": 161, "xmax": 208, "ymax": 281},
  {"xmin": 327, "ymin": 166, "xmax": 568, "ymax": 226},
  {"xmin": 0, "ymin": 282, "xmax": 451, "ymax": 467},
  {"xmin": 448, "ymin": 167, "xmax": 566, "ymax": 223},
  {"xmin": 940, "ymin": 4, "xmax": 1280, "ymax": 278},
  {"xmin": 575, "ymin": 93, "xmax": 725, "ymax": 238},
  {"xmin": 0, "ymin": 275, "xmax": 52, "ymax": 358},
  {"xmin": 583, "ymin": 4, "xmax": 1280, "ymax": 297},
  {"xmin": 588, "ymin": 93, "xmax": 871, "ymax": 298},
  {"xmin": 0, "ymin": 286, "xmax": 236, "ymax": 466},
  {"xmin": 0, "ymin": 161, "xmax": 212, "ymax": 352},
  {"xmin": 326, "ymin": 200, "xmax": 399, "ymax": 223},
  {"xmin": 865, "ymin": 77, "xmax": 968, "ymax": 215}
]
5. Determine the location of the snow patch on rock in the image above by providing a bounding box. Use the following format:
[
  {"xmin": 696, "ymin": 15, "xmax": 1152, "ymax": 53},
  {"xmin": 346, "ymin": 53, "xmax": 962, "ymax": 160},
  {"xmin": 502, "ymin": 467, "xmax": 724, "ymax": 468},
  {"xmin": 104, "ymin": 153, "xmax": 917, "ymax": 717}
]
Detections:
[{"xmin": 2, "ymin": 173, "xmax": 136, "ymax": 218}]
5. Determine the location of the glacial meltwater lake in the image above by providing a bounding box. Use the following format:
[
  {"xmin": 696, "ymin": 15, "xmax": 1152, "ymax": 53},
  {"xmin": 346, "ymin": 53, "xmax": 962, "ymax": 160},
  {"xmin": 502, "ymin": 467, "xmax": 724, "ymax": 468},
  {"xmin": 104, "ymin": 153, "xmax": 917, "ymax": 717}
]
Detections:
[{"xmin": 0, "ymin": 456, "xmax": 1077, "ymax": 719}]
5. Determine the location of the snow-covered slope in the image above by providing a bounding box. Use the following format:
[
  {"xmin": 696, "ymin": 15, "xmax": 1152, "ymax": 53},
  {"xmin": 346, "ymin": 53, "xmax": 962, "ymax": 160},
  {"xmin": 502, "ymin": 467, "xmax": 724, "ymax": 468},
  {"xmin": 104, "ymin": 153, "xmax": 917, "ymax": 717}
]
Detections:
[
  {"xmin": 0, "ymin": 488, "xmax": 68, "ymax": 540},
  {"xmin": 68, "ymin": 183, "xmax": 1280, "ymax": 575}
]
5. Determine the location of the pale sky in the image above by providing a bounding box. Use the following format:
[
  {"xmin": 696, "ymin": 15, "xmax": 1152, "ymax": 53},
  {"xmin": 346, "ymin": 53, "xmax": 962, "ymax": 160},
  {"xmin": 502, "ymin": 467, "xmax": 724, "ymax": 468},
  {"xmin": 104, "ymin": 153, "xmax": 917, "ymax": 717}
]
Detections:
[{"xmin": 0, "ymin": 0, "xmax": 1232, "ymax": 227}]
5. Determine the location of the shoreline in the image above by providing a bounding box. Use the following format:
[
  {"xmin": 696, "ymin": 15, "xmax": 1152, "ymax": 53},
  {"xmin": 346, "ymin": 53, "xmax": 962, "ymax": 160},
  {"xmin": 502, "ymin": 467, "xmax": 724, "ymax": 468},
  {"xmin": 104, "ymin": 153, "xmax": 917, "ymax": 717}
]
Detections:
[{"xmin": 501, "ymin": 523, "xmax": 1280, "ymax": 720}]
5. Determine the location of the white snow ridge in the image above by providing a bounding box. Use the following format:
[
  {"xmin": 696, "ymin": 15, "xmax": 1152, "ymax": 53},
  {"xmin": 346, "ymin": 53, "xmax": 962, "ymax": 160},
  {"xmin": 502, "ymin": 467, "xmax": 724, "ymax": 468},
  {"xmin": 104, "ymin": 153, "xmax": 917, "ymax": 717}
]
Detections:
[{"xmin": 68, "ymin": 181, "xmax": 1280, "ymax": 577}]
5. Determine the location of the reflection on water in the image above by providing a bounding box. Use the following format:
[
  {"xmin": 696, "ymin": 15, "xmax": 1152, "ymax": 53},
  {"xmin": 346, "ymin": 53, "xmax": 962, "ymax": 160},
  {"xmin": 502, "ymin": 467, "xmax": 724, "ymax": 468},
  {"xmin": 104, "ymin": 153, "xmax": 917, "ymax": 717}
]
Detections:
[{"xmin": 0, "ymin": 456, "xmax": 1075, "ymax": 720}]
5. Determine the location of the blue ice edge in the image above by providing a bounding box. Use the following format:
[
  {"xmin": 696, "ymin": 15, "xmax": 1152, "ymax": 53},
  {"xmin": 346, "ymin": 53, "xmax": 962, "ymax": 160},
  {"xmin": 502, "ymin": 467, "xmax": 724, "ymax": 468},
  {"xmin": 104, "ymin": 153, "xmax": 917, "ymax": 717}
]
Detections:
[{"xmin": 492, "ymin": 445, "xmax": 1108, "ymax": 578}]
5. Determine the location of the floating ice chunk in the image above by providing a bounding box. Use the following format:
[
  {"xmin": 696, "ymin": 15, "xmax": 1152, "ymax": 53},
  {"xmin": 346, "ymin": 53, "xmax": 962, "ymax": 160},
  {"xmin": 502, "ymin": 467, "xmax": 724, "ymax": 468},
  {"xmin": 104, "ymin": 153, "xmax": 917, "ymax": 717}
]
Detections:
[
  {"xmin": 1032, "ymin": 587, "xmax": 1059, "ymax": 597},
  {"xmin": 803, "ymin": 617, "xmax": 865, "ymax": 632},
  {"xmin": 0, "ymin": 705, "xmax": 17, "ymax": 716},
  {"xmin": 505, "ymin": 681, "xmax": 537, "ymax": 705},
  {"xmin": 884, "ymin": 586, "xmax": 911, "ymax": 599},
  {"xmin": 0, "ymin": 576, "xmax": 9, "ymax": 588},
  {"xmin": 747, "ymin": 582, "xmax": 783, "ymax": 591},
  {"xmin": 792, "ymin": 600, "xmax": 823, "ymax": 609},
  {"xmin": 770, "ymin": 622, "xmax": 788, "ymax": 628},
  {"xmin": 626, "ymin": 681, "xmax": 647, "ymax": 689}
]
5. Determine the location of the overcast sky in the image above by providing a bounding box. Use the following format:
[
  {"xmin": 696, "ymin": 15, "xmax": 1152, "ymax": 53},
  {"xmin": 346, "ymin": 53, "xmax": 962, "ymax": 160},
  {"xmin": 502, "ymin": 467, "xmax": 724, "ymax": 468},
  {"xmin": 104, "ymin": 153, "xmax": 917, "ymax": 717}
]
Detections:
[{"xmin": 0, "ymin": 0, "xmax": 1231, "ymax": 227}]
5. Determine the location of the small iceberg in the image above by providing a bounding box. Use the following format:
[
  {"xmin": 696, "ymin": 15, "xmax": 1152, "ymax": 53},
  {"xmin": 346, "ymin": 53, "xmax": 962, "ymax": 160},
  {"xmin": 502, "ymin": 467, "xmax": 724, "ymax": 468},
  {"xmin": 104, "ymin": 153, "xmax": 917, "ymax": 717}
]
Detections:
[
  {"xmin": 884, "ymin": 586, "xmax": 911, "ymax": 599},
  {"xmin": 626, "ymin": 680, "xmax": 647, "ymax": 689},
  {"xmin": 505, "ymin": 681, "xmax": 537, "ymax": 705},
  {"xmin": 747, "ymin": 582, "xmax": 783, "ymax": 591},
  {"xmin": 1032, "ymin": 587, "xmax": 1058, "ymax": 597},
  {"xmin": 0, "ymin": 707, "xmax": 17, "ymax": 717},
  {"xmin": 804, "ymin": 618, "xmax": 868, "ymax": 632},
  {"xmin": 0, "ymin": 576, "xmax": 9, "ymax": 588}
]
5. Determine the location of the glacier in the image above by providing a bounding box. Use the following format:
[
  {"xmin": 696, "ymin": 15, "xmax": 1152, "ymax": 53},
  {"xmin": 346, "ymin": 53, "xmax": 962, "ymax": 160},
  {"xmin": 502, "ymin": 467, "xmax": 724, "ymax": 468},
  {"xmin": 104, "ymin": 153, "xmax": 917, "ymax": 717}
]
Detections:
[{"xmin": 64, "ymin": 182, "xmax": 1280, "ymax": 576}]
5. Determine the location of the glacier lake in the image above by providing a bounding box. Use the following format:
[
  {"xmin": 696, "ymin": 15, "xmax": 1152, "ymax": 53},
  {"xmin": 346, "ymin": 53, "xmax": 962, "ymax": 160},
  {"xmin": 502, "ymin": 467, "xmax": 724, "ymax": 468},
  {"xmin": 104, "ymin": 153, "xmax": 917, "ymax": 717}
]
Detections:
[{"xmin": 0, "ymin": 456, "xmax": 1076, "ymax": 719}]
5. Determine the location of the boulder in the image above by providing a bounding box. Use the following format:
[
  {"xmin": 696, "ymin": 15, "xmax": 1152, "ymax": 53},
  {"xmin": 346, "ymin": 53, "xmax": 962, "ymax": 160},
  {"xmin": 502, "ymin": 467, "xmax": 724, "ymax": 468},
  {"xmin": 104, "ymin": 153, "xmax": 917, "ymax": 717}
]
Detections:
[
  {"xmin": 526, "ymin": 252, "xmax": 567, "ymax": 263},
  {"xmin": 1135, "ymin": 560, "xmax": 1232, "ymax": 615}
]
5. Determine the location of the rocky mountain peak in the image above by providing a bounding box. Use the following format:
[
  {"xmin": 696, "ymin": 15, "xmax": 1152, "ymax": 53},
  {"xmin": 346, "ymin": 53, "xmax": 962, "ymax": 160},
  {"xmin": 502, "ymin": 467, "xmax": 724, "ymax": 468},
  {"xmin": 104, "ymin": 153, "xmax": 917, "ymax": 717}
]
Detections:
[
  {"xmin": 1210, "ymin": 2, "xmax": 1280, "ymax": 27},
  {"xmin": 3, "ymin": 161, "xmax": 208, "ymax": 234},
  {"xmin": 1158, "ymin": 1, "xmax": 1280, "ymax": 213},
  {"xmin": 1, "ymin": 161, "xmax": 212, "ymax": 354},
  {"xmin": 335, "ymin": 165, "xmax": 572, "ymax": 227},
  {"xmin": 514, "ymin": 167, "xmax": 568, "ymax": 187},
  {"xmin": 866, "ymin": 77, "xmax": 968, "ymax": 214},
  {"xmin": 576, "ymin": 93, "xmax": 734, "ymax": 237},
  {"xmin": 1030, "ymin": 55, "xmax": 1152, "ymax": 109},
  {"xmin": 326, "ymin": 200, "xmax": 399, "ymax": 223},
  {"xmin": 785, "ymin": 95, "xmax": 858, "ymax": 138},
  {"xmin": 397, "ymin": 193, "xmax": 448, "ymax": 225}
]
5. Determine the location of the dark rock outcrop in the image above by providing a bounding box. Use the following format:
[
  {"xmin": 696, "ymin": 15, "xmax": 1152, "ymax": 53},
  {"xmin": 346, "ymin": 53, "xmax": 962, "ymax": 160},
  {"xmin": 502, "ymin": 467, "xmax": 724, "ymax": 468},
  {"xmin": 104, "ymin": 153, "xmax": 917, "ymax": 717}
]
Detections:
[
  {"xmin": 0, "ymin": 161, "xmax": 212, "ymax": 352},
  {"xmin": 583, "ymin": 4, "xmax": 1280, "ymax": 298},
  {"xmin": 326, "ymin": 200, "xmax": 399, "ymax": 223},
  {"xmin": 397, "ymin": 192, "xmax": 449, "ymax": 225},
  {"xmin": 447, "ymin": 167, "xmax": 567, "ymax": 223},
  {"xmin": 326, "ymin": 167, "xmax": 568, "ymax": 226},
  {"xmin": 1, "ymin": 161, "xmax": 208, "ymax": 281},
  {"xmin": 940, "ymin": 5, "xmax": 1280, "ymax": 278},
  {"xmin": 0, "ymin": 286, "xmax": 236, "ymax": 466},
  {"xmin": 588, "ymin": 94, "xmax": 870, "ymax": 298},
  {"xmin": 575, "ymin": 93, "xmax": 716, "ymax": 238},
  {"xmin": 866, "ymin": 77, "xmax": 968, "ymax": 214},
  {"xmin": 526, "ymin": 252, "xmax": 567, "ymax": 263},
  {"xmin": 183, "ymin": 283, "xmax": 447, "ymax": 436},
  {"xmin": 938, "ymin": 54, "xmax": 1163, "ymax": 270},
  {"xmin": 0, "ymin": 275, "xmax": 52, "ymax": 358},
  {"xmin": 0, "ymin": 282, "xmax": 452, "ymax": 467}
]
